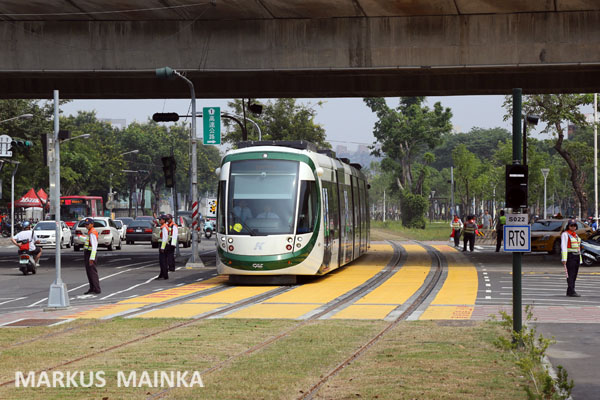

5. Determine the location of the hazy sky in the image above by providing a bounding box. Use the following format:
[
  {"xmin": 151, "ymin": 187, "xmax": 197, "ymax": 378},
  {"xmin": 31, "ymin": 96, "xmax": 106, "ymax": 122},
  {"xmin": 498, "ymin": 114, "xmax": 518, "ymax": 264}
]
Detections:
[{"xmin": 61, "ymin": 95, "xmax": 545, "ymax": 151}]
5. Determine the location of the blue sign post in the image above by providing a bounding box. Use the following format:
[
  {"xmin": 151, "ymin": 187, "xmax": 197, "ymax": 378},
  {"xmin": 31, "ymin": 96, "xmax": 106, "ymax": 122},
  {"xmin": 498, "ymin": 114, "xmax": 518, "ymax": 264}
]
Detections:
[{"xmin": 203, "ymin": 107, "xmax": 221, "ymax": 145}]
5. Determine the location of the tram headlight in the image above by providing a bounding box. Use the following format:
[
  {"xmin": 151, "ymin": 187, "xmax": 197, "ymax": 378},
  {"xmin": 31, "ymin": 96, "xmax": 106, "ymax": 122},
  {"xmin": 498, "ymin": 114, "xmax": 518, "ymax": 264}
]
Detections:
[
  {"xmin": 228, "ymin": 245, "xmax": 234, "ymax": 251},
  {"xmin": 296, "ymin": 243, "xmax": 301, "ymax": 248},
  {"xmin": 286, "ymin": 244, "xmax": 292, "ymax": 251},
  {"xmin": 228, "ymin": 238, "xmax": 233, "ymax": 243},
  {"xmin": 297, "ymin": 237, "xmax": 303, "ymax": 242},
  {"xmin": 221, "ymin": 236, "xmax": 225, "ymax": 241},
  {"xmin": 287, "ymin": 237, "xmax": 293, "ymax": 243}
]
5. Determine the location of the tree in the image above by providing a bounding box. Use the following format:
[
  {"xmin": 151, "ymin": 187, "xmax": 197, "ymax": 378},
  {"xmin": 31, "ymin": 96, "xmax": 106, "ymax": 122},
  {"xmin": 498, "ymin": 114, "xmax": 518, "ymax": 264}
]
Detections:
[
  {"xmin": 504, "ymin": 94, "xmax": 593, "ymax": 216},
  {"xmin": 223, "ymin": 99, "xmax": 329, "ymax": 148},
  {"xmin": 452, "ymin": 144, "xmax": 480, "ymax": 215},
  {"xmin": 364, "ymin": 97, "xmax": 452, "ymax": 193}
]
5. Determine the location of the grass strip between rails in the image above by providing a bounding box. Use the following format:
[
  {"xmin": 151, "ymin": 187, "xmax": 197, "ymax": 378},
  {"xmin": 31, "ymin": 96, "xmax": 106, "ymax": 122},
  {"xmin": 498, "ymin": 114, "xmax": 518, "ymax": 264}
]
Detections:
[{"xmin": 2, "ymin": 318, "xmax": 530, "ymax": 399}]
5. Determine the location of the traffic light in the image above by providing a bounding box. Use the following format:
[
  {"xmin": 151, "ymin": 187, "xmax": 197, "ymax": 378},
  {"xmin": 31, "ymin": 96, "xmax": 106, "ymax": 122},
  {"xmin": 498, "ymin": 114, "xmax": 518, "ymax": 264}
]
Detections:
[
  {"xmin": 161, "ymin": 156, "xmax": 176, "ymax": 188},
  {"xmin": 506, "ymin": 164, "xmax": 528, "ymax": 209},
  {"xmin": 153, "ymin": 113, "xmax": 180, "ymax": 122},
  {"xmin": 10, "ymin": 139, "xmax": 33, "ymax": 151}
]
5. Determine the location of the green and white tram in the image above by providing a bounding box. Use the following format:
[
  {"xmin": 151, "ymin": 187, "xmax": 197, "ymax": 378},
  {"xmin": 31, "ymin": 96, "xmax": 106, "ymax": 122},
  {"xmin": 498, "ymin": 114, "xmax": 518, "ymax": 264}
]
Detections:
[{"xmin": 216, "ymin": 141, "xmax": 369, "ymax": 281}]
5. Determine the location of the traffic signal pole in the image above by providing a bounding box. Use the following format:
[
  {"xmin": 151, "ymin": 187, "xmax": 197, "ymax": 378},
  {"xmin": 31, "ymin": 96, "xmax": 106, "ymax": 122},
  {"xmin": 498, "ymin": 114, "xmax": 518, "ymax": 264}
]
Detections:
[{"xmin": 512, "ymin": 88, "xmax": 523, "ymax": 335}]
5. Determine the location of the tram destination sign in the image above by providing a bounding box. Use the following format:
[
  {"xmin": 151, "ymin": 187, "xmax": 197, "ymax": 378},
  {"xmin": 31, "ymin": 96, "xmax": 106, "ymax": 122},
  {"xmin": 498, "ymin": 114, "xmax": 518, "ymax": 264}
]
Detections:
[{"xmin": 203, "ymin": 107, "xmax": 221, "ymax": 145}]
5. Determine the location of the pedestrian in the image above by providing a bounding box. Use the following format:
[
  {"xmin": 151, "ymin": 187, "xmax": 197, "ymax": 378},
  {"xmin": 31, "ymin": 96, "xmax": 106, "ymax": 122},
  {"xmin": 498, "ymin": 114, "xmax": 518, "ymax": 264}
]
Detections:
[
  {"xmin": 166, "ymin": 214, "xmax": 178, "ymax": 272},
  {"xmin": 155, "ymin": 214, "xmax": 169, "ymax": 280},
  {"xmin": 463, "ymin": 215, "xmax": 477, "ymax": 252},
  {"xmin": 82, "ymin": 218, "xmax": 101, "ymax": 294},
  {"xmin": 482, "ymin": 210, "xmax": 492, "ymax": 229},
  {"xmin": 495, "ymin": 210, "xmax": 506, "ymax": 252},
  {"xmin": 450, "ymin": 215, "xmax": 463, "ymax": 248},
  {"xmin": 561, "ymin": 219, "xmax": 582, "ymax": 297}
]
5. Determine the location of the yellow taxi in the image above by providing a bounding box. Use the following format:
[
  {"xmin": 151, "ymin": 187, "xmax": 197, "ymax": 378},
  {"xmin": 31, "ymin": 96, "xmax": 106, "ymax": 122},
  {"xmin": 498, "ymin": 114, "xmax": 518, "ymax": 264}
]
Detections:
[{"xmin": 530, "ymin": 219, "xmax": 593, "ymax": 254}]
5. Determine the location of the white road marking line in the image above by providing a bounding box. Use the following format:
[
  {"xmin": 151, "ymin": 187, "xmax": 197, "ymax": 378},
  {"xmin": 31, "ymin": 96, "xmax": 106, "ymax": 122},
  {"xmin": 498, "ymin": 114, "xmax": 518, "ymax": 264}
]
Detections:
[
  {"xmin": 26, "ymin": 262, "xmax": 154, "ymax": 307},
  {"xmin": 485, "ymin": 296, "xmax": 491, "ymax": 299},
  {"xmin": 485, "ymin": 283, "xmax": 491, "ymax": 287},
  {"xmin": 100, "ymin": 276, "xmax": 156, "ymax": 300},
  {"xmin": 486, "ymin": 290, "xmax": 492, "ymax": 293},
  {"xmin": 0, "ymin": 297, "xmax": 26, "ymax": 306},
  {"xmin": 0, "ymin": 318, "xmax": 25, "ymax": 327}
]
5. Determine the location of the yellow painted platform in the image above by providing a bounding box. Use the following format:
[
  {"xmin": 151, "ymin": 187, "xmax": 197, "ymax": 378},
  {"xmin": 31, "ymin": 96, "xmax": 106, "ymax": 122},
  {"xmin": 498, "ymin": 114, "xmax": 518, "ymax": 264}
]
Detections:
[
  {"xmin": 64, "ymin": 303, "xmax": 142, "ymax": 319},
  {"xmin": 331, "ymin": 244, "xmax": 430, "ymax": 319},
  {"xmin": 419, "ymin": 245, "xmax": 478, "ymax": 320},
  {"xmin": 226, "ymin": 244, "xmax": 394, "ymax": 319}
]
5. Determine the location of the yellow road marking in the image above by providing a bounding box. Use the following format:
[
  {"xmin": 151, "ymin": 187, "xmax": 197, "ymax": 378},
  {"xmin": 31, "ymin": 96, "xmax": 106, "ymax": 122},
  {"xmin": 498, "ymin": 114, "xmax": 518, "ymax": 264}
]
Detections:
[
  {"xmin": 137, "ymin": 286, "xmax": 280, "ymax": 319},
  {"xmin": 355, "ymin": 244, "xmax": 429, "ymax": 305},
  {"xmin": 420, "ymin": 245, "xmax": 478, "ymax": 320},
  {"xmin": 227, "ymin": 244, "xmax": 394, "ymax": 319},
  {"xmin": 420, "ymin": 305, "xmax": 475, "ymax": 320},
  {"xmin": 187, "ymin": 286, "xmax": 278, "ymax": 303},
  {"xmin": 64, "ymin": 304, "xmax": 141, "ymax": 319},
  {"xmin": 119, "ymin": 276, "xmax": 227, "ymax": 304}
]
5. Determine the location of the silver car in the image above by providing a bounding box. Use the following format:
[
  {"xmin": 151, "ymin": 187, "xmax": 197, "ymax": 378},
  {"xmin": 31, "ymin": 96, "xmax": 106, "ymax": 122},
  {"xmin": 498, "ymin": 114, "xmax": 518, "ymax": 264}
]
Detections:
[{"xmin": 73, "ymin": 217, "xmax": 122, "ymax": 251}]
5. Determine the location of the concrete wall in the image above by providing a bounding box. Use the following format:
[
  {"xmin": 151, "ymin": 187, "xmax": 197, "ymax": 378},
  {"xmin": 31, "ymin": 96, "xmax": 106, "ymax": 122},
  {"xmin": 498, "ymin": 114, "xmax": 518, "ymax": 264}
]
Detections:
[{"xmin": 2, "ymin": 11, "xmax": 600, "ymax": 98}]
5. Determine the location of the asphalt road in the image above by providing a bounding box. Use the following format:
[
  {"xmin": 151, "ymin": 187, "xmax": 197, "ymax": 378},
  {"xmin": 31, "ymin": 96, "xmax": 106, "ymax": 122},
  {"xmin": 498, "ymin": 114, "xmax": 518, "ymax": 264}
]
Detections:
[{"xmin": 0, "ymin": 237, "xmax": 218, "ymax": 313}]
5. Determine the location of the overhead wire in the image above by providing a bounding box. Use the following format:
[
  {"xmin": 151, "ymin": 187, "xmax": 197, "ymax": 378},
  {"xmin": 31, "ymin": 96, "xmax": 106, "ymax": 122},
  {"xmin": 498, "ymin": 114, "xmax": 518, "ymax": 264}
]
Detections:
[{"xmin": 0, "ymin": 3, "xmax": 211, "ymax": 17}]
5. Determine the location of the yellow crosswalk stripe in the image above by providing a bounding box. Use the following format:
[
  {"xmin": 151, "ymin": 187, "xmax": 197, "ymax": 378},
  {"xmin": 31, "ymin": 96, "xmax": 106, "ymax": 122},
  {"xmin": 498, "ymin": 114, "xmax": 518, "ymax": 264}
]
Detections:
[
  {"xmin": 332, "ymin": 244, "xmax": 430, "ymax": 319},
  {"xmin": 419, "ymin": 245, "xmax": 478, "ymax": 320}
]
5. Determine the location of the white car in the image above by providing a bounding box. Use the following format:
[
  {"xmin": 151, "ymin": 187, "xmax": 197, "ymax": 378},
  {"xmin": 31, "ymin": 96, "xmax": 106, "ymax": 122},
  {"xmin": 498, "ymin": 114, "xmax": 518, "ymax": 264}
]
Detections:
[
  {"xmin": 33, "ymin": 221, "xmax": 72, "ymax": 249},
  {"xmin": 114, "ymin": 219, "xmax": 126, "ymax": 241},
  {"xmin": 73, "ymin": 217, "xmax": 122, "ymax": 251}
]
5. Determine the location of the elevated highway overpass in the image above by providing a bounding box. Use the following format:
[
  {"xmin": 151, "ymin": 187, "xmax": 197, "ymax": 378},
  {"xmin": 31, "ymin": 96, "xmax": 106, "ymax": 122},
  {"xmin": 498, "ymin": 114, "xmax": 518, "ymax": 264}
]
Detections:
[{"xmin": 1, "ymin": 1, "xmax": 600, "ymax": 99}]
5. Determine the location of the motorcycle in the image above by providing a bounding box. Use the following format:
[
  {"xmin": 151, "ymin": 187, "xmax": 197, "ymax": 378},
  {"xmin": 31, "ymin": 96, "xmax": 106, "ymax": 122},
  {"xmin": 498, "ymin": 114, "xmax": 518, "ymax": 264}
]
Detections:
[
  {"xmin": 204, "ymin": 220, "xmax": 214, "ymax": 239},
  {"xmin": 17, "ymin": 241, "xmax": 37, "ymax": 275},
  {"xmin": 581, "ymin": 237, "xmax": 600, "ymax": 266}
]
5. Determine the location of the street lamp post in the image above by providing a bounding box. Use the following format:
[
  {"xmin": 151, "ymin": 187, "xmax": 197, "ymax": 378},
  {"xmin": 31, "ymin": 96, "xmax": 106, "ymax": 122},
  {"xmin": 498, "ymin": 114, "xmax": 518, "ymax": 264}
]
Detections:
[
  {"xmin": 47, "ymin": 90, "xmax": 69, "ymax": 309},
  {"xmin": 595, "ymin": 93, "xmax": 598, "ymax": 229},
  {"xmin": 156, "ymin": 67, "xmax": 199, "ymax": 262},
  {"xmin": 0, "ymin": 113, "xmax": 33, "ymax": 124},
  {"xmin": 541, "ymin": 168, "xmax": 550, "ymax": 219},
  {"xmin": 110, "ymin": 150, "xmax": 139, "ymax": 205}
]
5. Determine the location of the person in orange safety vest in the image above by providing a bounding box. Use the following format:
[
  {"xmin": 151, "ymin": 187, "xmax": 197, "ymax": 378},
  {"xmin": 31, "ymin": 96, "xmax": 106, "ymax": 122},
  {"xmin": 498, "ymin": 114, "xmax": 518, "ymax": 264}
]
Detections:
[{"xmin": 561, "ymin": 219, "xmax": 582, "ymax": 297}]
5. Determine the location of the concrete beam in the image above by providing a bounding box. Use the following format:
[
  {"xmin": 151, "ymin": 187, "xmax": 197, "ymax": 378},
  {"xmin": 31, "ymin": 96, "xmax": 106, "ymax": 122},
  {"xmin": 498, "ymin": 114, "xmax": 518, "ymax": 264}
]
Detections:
[{"xmin": 1, "ymin": 11, "xmax": 600, "ymax": 98}]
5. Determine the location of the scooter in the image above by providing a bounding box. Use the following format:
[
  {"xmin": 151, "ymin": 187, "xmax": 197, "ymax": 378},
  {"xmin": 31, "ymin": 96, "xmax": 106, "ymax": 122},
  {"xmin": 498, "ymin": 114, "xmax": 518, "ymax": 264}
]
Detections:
[
  {"xmin": 17, "ymin": 242, "xmax": 36, "ymax": 275},
  {"xmin": 581, "ymin": 240, "xmax": 600, "ymax": 266},
  {"xmin": 204, "ymin": 221, "xmax": 213, "ymax": 239}
]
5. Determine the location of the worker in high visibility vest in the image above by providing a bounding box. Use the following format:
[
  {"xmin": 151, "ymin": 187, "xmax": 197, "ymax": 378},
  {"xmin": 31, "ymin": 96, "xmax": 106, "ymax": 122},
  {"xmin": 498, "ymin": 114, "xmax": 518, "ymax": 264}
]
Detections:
[
  {"xmin": 82, "ymin": 218, "xmax": 101, "ymax": 294},
  {"xmin": 561, "ymin": 219, "xmax": 582, "ymax": 297},
  {"xmin": 495, "ymin": 210, "xmax": 506, "ymax": 252},
  {"xmin": 166, "ymin": 214, "xmax": 178, "ymax": 272},
  {"xmin": 462, "ymin": 215, "xmax": 477, "ymax": 252},
  {"xmin": 450, "ymin": 215, "xmax": 463, "ymax": 248},
  {"xmin": 155, "ymin": 215, "xmax": 169, "ymax": 280}
]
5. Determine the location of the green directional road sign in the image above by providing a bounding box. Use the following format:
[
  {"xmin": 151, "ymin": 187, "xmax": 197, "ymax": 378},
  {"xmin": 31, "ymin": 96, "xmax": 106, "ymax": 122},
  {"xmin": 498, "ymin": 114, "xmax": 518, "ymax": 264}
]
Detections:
[{"xmin": 203, "ymin": 107, "xmax": 221, "ymax": 145}]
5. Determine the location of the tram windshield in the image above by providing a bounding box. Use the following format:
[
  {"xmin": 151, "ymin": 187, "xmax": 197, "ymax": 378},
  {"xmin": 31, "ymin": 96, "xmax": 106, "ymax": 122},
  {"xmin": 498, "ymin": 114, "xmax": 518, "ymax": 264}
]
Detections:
[{"xmin": 227, "ymin": 159, "xmax": 299, "ymax": 235}]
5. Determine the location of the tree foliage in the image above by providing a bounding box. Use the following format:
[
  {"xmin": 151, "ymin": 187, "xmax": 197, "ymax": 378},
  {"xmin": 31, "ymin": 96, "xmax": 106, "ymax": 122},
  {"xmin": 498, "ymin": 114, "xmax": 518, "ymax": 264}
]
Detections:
[{"xmin": 223, "ymin": 98, "xmax": 329, "ymax": 148}]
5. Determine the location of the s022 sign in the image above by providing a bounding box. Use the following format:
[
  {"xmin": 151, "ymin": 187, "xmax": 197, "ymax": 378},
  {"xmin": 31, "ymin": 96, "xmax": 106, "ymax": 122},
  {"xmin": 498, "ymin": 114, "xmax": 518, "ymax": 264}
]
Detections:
[{"xmin": 506, "ymin": 214, "xmax": 528, "ymax": 226}]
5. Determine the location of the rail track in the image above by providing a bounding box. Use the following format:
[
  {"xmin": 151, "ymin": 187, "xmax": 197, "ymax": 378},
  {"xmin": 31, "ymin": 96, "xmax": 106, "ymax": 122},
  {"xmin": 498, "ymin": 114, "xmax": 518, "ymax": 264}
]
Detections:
[{"xmin": 0, "ymin": 240, "xmax": 444, "ymax": 399}]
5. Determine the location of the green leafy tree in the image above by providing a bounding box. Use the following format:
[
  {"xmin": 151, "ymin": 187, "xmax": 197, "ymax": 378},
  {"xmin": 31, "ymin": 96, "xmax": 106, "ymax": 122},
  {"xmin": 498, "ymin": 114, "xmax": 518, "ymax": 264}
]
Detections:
[
  {"xmin": 452, "ymin": 144, "xmax": 480, "ymax": 215},
  {"xmin": 504, "ymin": 94, "xmax": 593, "ymax": 215},
  {"xmin": 223, "ymin": 99, "xmax": 329, "ymax": 148},
  {"xmin": 364, "ymin": 97, "xmax": 452, "ymax": 193}
]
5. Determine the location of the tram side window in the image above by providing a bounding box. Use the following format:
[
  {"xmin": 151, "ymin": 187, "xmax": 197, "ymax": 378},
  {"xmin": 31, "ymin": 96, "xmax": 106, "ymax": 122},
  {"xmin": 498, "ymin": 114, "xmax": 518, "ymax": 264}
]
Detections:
[
  {"xmin": 217, "ymin": 181, "xmax": 226, "ymax": 234},
  {"xmin": 296, "ymin": 181, "xmax": 318, "ymax": 234}
]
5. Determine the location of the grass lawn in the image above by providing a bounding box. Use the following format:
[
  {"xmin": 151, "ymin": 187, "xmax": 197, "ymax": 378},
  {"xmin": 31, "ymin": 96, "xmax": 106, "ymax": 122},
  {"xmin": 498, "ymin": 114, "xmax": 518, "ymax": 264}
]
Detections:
[
  {"xmin": 0, "ymin": 319, "xmax": 528, "ymax": 399},
  {"xmin": 371, "ymin": 220, "xmax": 451, "ymax": 241}
]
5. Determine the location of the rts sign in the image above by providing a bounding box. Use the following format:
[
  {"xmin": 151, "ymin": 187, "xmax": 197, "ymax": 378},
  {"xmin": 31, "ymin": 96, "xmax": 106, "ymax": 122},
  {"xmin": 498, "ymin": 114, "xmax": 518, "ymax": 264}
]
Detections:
[{"xmin": 503, "ymin": 214, "xmax": 531, "ymax": 252}]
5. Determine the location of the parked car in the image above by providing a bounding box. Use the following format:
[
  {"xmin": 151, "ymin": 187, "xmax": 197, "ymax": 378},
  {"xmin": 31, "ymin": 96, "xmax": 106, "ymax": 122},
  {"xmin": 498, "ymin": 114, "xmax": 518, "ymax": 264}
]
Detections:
[
  {"xmin": 114, "ymin": 219, "xmax": 126, "ymax": 241},
  {"xmin": 581, "ymin": 232, "xmax": 600, "ymax": 266},
  {"xmin": 73, "ymin": 217, "xmax": 122, "ymax": 251},
  {"xmin": 531, "ymin": 219, "xmax": 593, "ymax": 254},
  {"xmin": 33, "ymin": 220, "xmax": 72, "ymax": 249},
  {"xmin": 151, "ymin": 216, "xmax": 192, "ymax": 248},
  {"xmin": 126, "ymin": 220, "xmax": 154, "ymax": 244}
]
